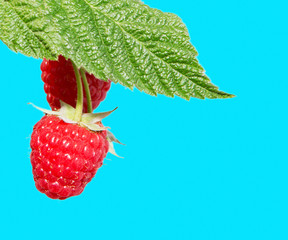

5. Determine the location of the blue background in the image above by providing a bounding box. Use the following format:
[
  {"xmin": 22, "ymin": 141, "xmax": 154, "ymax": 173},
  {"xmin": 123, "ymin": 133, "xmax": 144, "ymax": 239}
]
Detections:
[{"xmin": 0, "ymin": 0, "xmax": 287, "ymax": 239}]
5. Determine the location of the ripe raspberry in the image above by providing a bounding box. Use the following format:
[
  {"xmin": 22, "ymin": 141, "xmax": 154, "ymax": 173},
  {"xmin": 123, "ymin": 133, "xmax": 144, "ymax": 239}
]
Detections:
[
  {"xmin": 30, "ymin": 115, "xmax": 109, "ymax": 200},
  {"xmin": 41, "ymin": 56, "xmax": 111, "ymax": 113}
]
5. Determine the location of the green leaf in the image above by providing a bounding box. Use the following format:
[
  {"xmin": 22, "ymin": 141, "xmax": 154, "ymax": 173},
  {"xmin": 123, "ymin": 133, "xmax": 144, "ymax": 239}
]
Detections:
[{"xmin": 0, "ymin": 0, "xmax": 234, "ymax": 100}]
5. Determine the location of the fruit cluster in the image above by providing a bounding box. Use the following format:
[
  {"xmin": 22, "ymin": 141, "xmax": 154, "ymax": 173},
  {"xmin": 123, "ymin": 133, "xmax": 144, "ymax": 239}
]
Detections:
[{"xmin": 30, "ymin": 56, "xmax": 114, "ymax": 200}]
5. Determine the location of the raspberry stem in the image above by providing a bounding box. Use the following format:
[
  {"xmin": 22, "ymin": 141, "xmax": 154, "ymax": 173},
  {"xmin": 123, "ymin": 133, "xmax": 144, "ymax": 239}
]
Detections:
[
  {"xmin": 80, "ymin": 68, "xmax": 93, "ymax": 113},
  {"xmin": 71, "ymin": 61, "xmax": 83, "ymax": 122}
]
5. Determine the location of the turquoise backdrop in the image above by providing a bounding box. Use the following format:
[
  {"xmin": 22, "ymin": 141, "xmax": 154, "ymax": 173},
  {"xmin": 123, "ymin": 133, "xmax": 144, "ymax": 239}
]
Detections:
[{"xmin": 0, "ymin": 0, "xmax": 287, "ymax": 239}]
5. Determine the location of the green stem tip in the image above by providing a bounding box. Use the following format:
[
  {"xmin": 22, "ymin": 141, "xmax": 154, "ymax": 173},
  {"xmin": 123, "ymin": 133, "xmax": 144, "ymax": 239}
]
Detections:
[
  {"xmin": 80, "ymin": 68, "xmax": 93, "ymax": 113},
  {"xmin": 71, "ymin": 60, "xmax": 83, "ymax": 122}
]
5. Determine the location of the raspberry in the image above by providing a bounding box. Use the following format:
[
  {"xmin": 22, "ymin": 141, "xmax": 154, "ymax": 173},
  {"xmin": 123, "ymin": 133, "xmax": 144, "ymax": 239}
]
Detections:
[
  {"xmin": 30, "ymin": 115, "xmax": 109, "ymax": 200},
  {"xmin": 41, "ymin": 56, "xmax": 111, "ymax": 113}
]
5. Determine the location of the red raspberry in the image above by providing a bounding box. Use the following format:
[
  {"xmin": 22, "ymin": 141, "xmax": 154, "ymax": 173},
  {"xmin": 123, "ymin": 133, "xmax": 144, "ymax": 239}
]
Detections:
[
  {"xmin": 30, "ymin": 115, "xmax": 109, "ymax": 200},
  {"xmin": 41, "ymin": 56, "xmax": 111, "ymax": 113}
]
